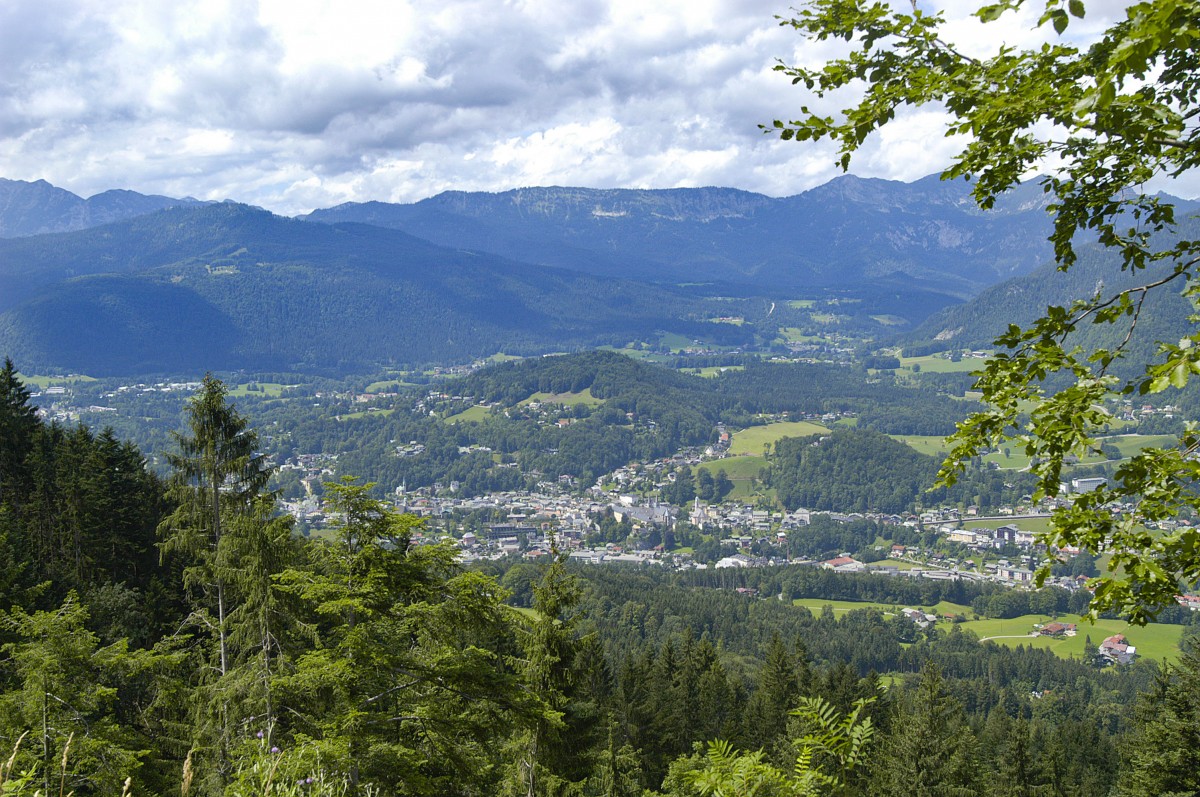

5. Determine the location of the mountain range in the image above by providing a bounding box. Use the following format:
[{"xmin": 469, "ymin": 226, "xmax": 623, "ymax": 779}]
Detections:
[
  {"xmin": 0, "ymin": 174, "xmax": 1194, "ymax": 377},
  {"xmin": 303, "ymin": 174, "xmax": 1060, "ymax": 297},
  {"xmin": 0, "ymin": 203, "xmax": 748, "ymax": 375},
  {"xmin": 0, "ymin": 177, "xmax": 202, "ymax": 237},
  {"xmin": 903, "ymin": 213, "xmax": 1200, "ymax": 382}
]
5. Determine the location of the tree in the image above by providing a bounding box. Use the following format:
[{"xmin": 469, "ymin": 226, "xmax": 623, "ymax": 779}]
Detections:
[
  {"xmin": 868, "ymin": 663, "xmax": 977, "ymax": 797},
  {"xmin": 1119, "ymin": 635, "xmax": 1200, "ymax": 796},
  {"xmin": 158, "ymin": 374, "xmax": 277, "ymax": 788},
  {"xmin": 277, "ymin": 478, "xmax": 528, "ymax": 795},
  {"xmin": 772, "ymin": 0, "xmax": 1200, "ymax": 622},
  {"xmin": 0, "ymin": 595, "xmax": 168, "ymax": 796},
  {"xmin": 504, "ymin": 553, "xmax": 603, "ymax": 797},
  {"xmin": 0, "ymin": 359, "xmax": 38, "ymax": 510}
]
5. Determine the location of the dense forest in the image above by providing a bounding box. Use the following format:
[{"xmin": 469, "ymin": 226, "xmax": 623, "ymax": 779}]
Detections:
[
  {"xmin": 0, "ymin": 360, "xmax": 1197, "ymax": 796},
  {"xmin": 768, "ymin": 430, "xmax": 1038, "ymax": 514}
]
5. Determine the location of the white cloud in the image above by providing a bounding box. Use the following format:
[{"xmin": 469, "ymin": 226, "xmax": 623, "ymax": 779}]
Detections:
[{"xmin": 0, "ymin": 0, "xmax": 1189, "ymax": 214}]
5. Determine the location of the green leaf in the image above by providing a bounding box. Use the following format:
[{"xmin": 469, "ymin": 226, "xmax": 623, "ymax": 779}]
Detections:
[
  {"xmin": 1171, "ymin": 361, "xmax": 1190, "ymax": 388},
  {"xmin": 1068, "ymin": 0, "xmax": 1085, "ymax": 18},
  {"xmin": 1052, "ymin": 10, "xmax": 1068, "ymax": 34}
]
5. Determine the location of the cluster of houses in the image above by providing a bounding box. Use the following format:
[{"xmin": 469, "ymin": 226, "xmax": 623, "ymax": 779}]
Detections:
[{"xmin": 1098, "ymin": 634, "xmax": 1137, "ymax": 665}]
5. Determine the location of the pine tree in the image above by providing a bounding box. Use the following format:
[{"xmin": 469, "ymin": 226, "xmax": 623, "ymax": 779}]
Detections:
[
  {"xmin": 1120, "ymin": 635, "xmax": 1200, "ymax": 796},
  {"xmin": 278, "ymin": 477, "xmax": 527, "ymax": 794},
  {"xmin": 158, "ymin": 374, "xmax": 276, "ymax": 790},
  {"xmin": 870, "ymin": 662, "xmax": 978, "ymax": 797},
  {"xmin": 0, "ymin": 358, "xmax": 38, "ymax": 510}
]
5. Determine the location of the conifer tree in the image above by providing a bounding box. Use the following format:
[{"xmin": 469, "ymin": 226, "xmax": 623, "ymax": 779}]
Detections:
[
  {"xmin": 278, "ymin": 477, "xmax": 526, "ymax": 794},
  {"xmin": 0, "ymin": 358, "xmax": 37, "ymax": 510},
  {"xmin": 1120, "ymin": 636, "xmax": 1200, "ymax": 796},
  {"xmin": 869, "ymin": 662, "xmax": 978, "ymax": 797},
  {"xmin": 158, "ymin": 374, "xmax": 277, "ymax": 789}
]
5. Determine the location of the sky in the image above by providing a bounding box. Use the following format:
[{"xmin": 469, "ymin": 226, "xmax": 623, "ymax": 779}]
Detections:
[{"xmin": 0, "ymin": 0, "xmax": 1185, "ymax": 215}]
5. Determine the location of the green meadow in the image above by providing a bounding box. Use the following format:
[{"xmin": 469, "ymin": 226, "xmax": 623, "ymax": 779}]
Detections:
[
  {"xmin": 899, "ymin": 354, "xmax": 987, "ymax": 374},
  {"xmin": 445, "ymin": 404, "xmax": 492, "ymax": 423},
  {"xmin": 790, "ymin": 599, "xmax": 1190, "ymax": 662},
  {"xmin": 524, "ymin": 388, "xmax": 603, "ymax": 407},
  {"xmin": 228, "ymin": 382, "xmax": 292, "ymax": 398},
  {"xmin": 16, "ymin": 372, "xmax": 97, "ymax": 387},
  {"xmin": 729, "ymin": 421, "xmax": 829, "ymax": 455}
]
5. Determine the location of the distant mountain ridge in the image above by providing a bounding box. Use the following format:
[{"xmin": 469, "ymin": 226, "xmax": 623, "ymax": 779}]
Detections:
[
  {"xmin": 3, "ymin": 173, "xmax": 1197, "ymax": 377},
  {"xmin": 901, "ymin": 214, "xmax": 1200, "ymax": 381},
  {"xmin": 0, "ymin": 203, "xmax": 746, "ymax": 375},
  {"xmin": 0, "ymin": 178, "xmax": 204, "ymax": 238},
  {"xmin": 302, "ymin": 174, "xmax": 1063, "ymax": 297}
]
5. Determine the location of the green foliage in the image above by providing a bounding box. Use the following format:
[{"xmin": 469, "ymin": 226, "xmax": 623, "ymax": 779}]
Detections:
[
  {"xmin": 768, "ymin": 429, "xmax": 1033, "ymax": 513},
  {"xmin": 675, "ymin": 697, "xmax": 875, "ymax": 797},
  {"xmin": 773, "ymin": 0, "xmax": 1200, "ymax": 621},
  {"xmin": 869, "ymin": 664, "xmax": 978, "ymax": 797},
  {"xmin": 0, "ymin": 596, "xmax": 169, "ymax": 795},
  {"xmin": 1119, "ymin": 635, "xmax": 1200, "ymax": 796},
  {"xmin": 158, "ymin": 374, "xmax": 288, "ymax": 791},
  {"xmin": 275, "ymin": 478, "xmax": 530, "ymax": 795}
]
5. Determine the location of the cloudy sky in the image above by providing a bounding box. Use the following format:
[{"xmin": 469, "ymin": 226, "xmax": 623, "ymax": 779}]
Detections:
[{"xmin": 0, "ymin": 0, "xmax": 1181, "ymax": 215}]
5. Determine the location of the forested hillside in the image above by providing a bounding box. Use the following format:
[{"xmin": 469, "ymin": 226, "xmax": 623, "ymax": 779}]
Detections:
[
  {"xmin": 0, "ymin": 205, "xmax": 750, "ymax": 375},
  {"xmin": 324, "ymin": 352, "xmax": 979, "ymax": 494}
]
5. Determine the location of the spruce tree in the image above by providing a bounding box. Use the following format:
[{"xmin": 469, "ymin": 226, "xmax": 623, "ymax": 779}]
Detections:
[
  {"xmin": 158, "ymin": 374, "xmax": 276, "ymax": 790},
  {"xmin": 0, "ymin": 358, "xmax": 38, "ymax": 511},
  {"xmin": 869, "ymin": 662, "xmax": 978, "ymax": 797},
  {"xmin": 1120, "ymin": 636, "xmax": 1200, "ymax": 797}
]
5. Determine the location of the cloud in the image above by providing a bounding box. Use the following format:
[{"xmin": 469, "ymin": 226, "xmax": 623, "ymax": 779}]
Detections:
[{"xmin": 0, "ymin": 0, "xmax": 1183, "ymax": 215}]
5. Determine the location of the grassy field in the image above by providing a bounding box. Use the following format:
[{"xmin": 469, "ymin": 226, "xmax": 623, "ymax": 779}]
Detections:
[
  {"xmin": 790, "ymin": 598, "xmax": 1190, "ymax": 662},
  {"xmin": 17, "ymin": 372, "xmax": 97, "ymax": 387},
  {"xmin": 690, "ymin": 365, "xmax": 745, "ymax": 378},
  {"xmin": 793, "ymin": 598, "xmax": 973, "ymax": 616},
  {"xmin": 892, "ymin": 434, "xmax": 952, "ymax": 457},
  {"xmin": 1098, "ymin": 433, "xmax": 1178, "ymax": 457},
  {"xmin": 963, "ymin": 516, "xmax": 1057, "ymax": 534},
  {"xmin": 697, "ymin": 455, "xmax": 769, "ymax": 500},
  {"xmin": 981, "ymin": 448, "xmax": 1034, "ymax": 468},
  {"xmin": 228, "ymin": 382, "xmax": 292, "ymax": 398},
  {"xmin": 793, "ymin": 598, "xmax": 897, "ymax": 615},
  {"xmin": 787, "ymin": 299, "xmax": 817, "ymax": 309},
  {"xmin": 445, "ymin": 405, "xmax": 492, "ymax": 423},
  {"xmin": 730, "ymin": 421, "xmax": 829, "ymax": 455},
  {"xmin": 365, "ymin": 377, "xmax": 416, "ymax": 392},
  {"xmin": 337, "ymin": 408, "xmax": 396, "ymax": 420},
  {"xmin": 600, "ymin": 346, "xmax": 677, "ymax": 364},
  {"xmin": 890, "ymin": 434, "xmax": 1039, "ymax": 469},
  {"xmin": 524, "ymin": 388, "xmax": 603, "ymax": 407},
  {"xmin": 870, "ymin": 314, "xmax": 908, "ymax": 326},
  {"xmin": 697, "ymin": 456, "xmax": 766, "ymax": 479},
  {"xmin": 899, "ymin": 354, "xmax": 988, "ymax": 374},
  {"xmin": 659, "ymin": 332, "xmax": 695, "ymax": 351},
  {"xmin": 776, "ymin": 327, "xmax": 825, "ymax": 343},
  {"xmin": 964, "ymin": 614, "xmax": 1188, "ymax": 661}
]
